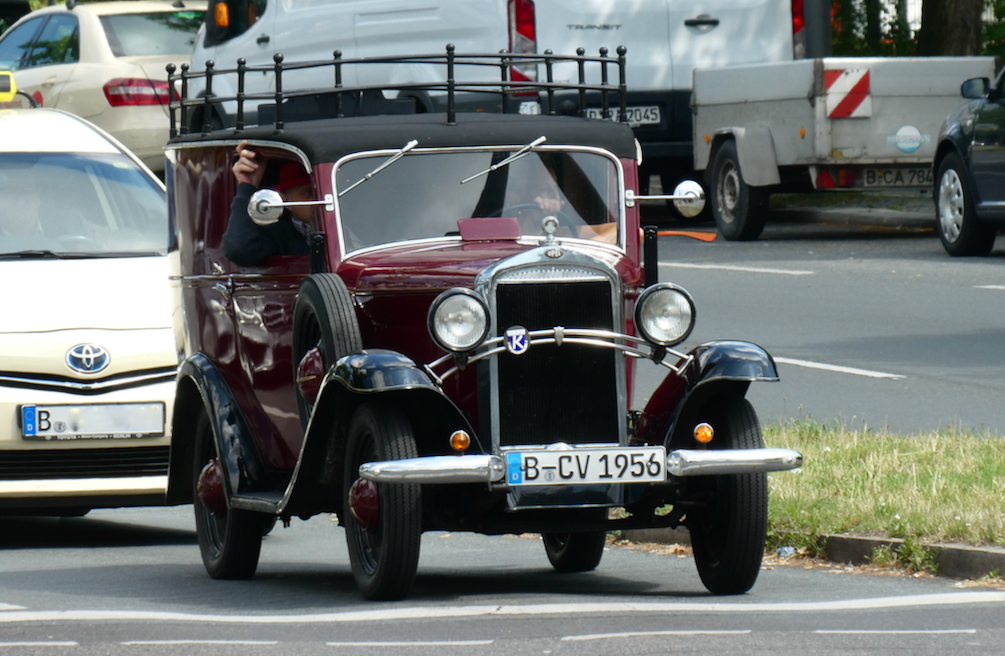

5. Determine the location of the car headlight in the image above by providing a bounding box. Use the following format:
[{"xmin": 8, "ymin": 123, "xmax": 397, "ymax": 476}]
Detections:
[
  {"xmin": 635, "ymin": 283, "xmax": 696, "ymax": 347},
  {"xmin": 428, "ymin": 288, "xmax": 490, "ymax": 353}
]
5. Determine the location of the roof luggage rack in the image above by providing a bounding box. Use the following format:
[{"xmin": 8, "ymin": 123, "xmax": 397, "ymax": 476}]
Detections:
[{"xmin": 166, "ymin": 44, "xmax": 628, "ymax": 138}]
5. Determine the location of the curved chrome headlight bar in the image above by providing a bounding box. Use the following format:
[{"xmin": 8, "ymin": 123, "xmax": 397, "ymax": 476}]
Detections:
[{"xmin": 427, "ymin": 288, "xmax": 491, "ymax": 354}]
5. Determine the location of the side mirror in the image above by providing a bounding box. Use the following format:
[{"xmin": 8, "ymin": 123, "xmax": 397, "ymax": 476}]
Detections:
[
  {"xmin": 961, "ymin": 77, "xmax": 989, "ymax": 100},
  {"xmin": 671, "ymin": 181, "xmax": 706, "ymax": 218},
  {"xmin": 248, "ymin": 189, "xmax": 284, "ymax": 226}
]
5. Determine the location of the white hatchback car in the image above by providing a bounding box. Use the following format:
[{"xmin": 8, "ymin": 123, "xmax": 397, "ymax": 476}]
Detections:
[
  {"xmin": 0, "ymin": 77, "xmax": 178, "ymax": 515},
  {"xmin": 0, "ymin": 0, "xmax": 205, "ymax": 173}
]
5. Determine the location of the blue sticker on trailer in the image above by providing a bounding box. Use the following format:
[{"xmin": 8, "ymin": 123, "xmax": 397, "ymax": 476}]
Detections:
[
  {"xmin": 22, "ymin": 406, "xmax": 36, "ymax": 436},
  {"xmin": 506, "ymin": 452, "xmax": 523, "ymax": 485}
]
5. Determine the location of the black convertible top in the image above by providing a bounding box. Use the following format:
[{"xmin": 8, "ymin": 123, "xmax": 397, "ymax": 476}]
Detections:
[{"xmin": 168, "ymin": 111, "xmax": 638, "ymax": 162}]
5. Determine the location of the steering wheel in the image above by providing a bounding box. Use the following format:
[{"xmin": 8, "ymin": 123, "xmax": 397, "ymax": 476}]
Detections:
[
  {"xmin": 57, "ymin": 235, "xmax": 105, "ymax": 251},
  {"xmin": 493, "ymin": 203, "xmax": 577, "ymax": 235}
]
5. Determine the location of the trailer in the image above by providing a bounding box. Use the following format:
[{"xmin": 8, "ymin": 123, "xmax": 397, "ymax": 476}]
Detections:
[{"xmin": 693, "ymin": 56, "xmax": 996, "ymax": 240}]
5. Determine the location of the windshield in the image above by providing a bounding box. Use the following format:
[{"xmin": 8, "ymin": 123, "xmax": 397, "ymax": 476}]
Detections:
[
  {"xmin": 0, "ymin": 152, "xmax": 167, "ymax": 257},
  {"xmin": 335, "ymin": 149, "xmax": 621, "ymax": 253},
  {"xmin": 100, "ymin": 11, "xmax": 205, "ymax": 57}
]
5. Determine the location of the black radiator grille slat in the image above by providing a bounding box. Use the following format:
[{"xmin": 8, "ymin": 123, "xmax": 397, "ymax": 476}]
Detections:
[
  {"xmin": 496, "ymin": 280, "xmax": 618, "ymax": 447},
  {"xmin": 0, "ymin": 447, "xmax": 170, "ymax": 480}
]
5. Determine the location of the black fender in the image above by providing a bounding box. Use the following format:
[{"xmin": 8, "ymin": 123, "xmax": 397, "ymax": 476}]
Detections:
[
  {"xmin": 166, "ymin": 353, "xmax": 272, "ymax": 506},
  {"xmin": 639, "ymin": 340, "xmax": 778, "ymax": 449},
  {"xmin": 282, "ymin": 349, "xmax": 478, "ymax": 518}
]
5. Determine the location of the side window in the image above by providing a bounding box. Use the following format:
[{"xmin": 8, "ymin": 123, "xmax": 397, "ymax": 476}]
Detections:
[
  {"xmin": 0, "ymin": 16, "xmax": 44, "ymax": 70},
  {"xmin": 26, "ymin": 14, "xmax": 78, "ymax": 67},
  {"xmin": 204, "ymin": 0, "xmax": 267, "ymax": 47}
]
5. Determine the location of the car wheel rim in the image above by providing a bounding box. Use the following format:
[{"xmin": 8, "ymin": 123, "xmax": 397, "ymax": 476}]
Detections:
[
  {"xmin": 717, "ymin": 161, "xmax": 740, "ymax": 225},
  {"xmin": 349, "ymin": 430, "xmax": 382, "ymax": 576},
  {"xmin": 938, "ymin": 169, "xmax": 964, "ymax": 243}
]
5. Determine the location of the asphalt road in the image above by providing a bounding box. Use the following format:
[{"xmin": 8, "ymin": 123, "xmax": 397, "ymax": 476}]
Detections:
[
  {"xmin": 2, "ymin": 506, "xmax": 1005, "ymax": 655},
  {"xmin": 632, "ymin": 209, "xmax": 1005, "ymax": 436}
]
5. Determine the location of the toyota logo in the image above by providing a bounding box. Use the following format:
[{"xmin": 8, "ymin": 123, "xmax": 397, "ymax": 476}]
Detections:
[{"xmin": 66, "ymin": 344, "xmax": 110, "ymax": 374}]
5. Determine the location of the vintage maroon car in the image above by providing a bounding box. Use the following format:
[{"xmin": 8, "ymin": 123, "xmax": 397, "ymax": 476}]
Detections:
[{"xmin": 163, "ymin": 47, "xmax": 802, "ymax": 600}]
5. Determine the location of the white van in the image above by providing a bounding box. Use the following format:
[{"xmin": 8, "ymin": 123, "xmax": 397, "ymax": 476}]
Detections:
[{"xmin": 186, "ymin": 0, "xmax": 829, "ymax": 184}]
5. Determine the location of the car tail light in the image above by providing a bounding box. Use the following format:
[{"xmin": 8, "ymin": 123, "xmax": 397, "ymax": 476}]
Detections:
[
  {"xmin": 103, "ymin": 78, "xmax": 170, "ymax": 106},
  {"xmin": 508, "ymin": 0, "xmax": 537, "ymax": 85},
  {"xmin": 791, "ymin": 0, "xmax": 806, "ymax": 58}
]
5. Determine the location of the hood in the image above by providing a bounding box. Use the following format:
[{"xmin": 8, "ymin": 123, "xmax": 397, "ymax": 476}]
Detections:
[
  {"xmin": 0, "ymin": 256, "xmax": 174, "ymax": 334},
  {"xmin": 341, "ymin": 239, "xmax": 636, "ymax": 295}
]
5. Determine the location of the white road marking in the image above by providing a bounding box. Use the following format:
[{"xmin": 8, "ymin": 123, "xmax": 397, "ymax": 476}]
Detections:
[
  {"xmin": 815, "ymin": 629, "xmax": 976, "ymax": 635},
  {"xmin": 775, "ymin": 357, "xmax": 905, "ymax": 380},
  {"xmin": 122, "ymin": 640, "xmax": 279, "ymax": 645},
  {"xmin": 0, "ymin": 642, "xmax": 77, "ymax": 647},
  {"xmin": 563, "ymin": 630, "xmax": 750, "ymax": 640},
  {"xmin": 661, "ymin": 262, "xmax": 815, "ymax": 276},
  {"xmin": 326, "ymin": 641, "xmax": 493, "ymax": 647},
  {"xmin": 2, "ymin": 592, "xmax": 1004, "ymax": 624},
  {"xmin": 975, "ymin": 285, "xmax": 1005, "ymax": 291}
]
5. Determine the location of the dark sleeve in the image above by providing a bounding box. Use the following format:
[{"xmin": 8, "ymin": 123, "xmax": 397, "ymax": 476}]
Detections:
[{"xmin": 223, "ymin": 183, "xmax": 279, "ymax": 267}]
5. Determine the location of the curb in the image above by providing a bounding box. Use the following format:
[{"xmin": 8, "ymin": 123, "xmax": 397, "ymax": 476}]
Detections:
[
  {"xmin": 770, "ymin": 206, "xmax": 935, "ymax": 230},
  {"xmin": 622, "ymin": 528, "xmax": 1005, "ymax": 581}
]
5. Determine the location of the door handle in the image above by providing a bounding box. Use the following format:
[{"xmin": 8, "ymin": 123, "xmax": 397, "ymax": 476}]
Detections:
[
  {"xmin": 42, "ymin": 76, "xmax": 58, "ymax": 87},
  {"xmin": 256, "ymin": 33, "xmax": 271, "ymax": 45},
  {"xmin": 684, "ymin": 14, "xmax": 720, "ymax": 27}
]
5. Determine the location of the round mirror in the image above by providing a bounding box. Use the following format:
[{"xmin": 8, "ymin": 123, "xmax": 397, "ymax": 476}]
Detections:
[
  {"xmin": 248, "ymin": 189, "xmax": 283, "ymax": 226},
  {"xmin": 672, "ymin": 180, "xmax": 706, "ymax": 218}
]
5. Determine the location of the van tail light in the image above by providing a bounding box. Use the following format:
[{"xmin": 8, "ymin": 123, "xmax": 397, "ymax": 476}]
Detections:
[
  {"xmin": 103, "ymin": 78, "xmax": 170, "ymax": 106},
  {"xmin": 791, "ymin": 0, "xmax": 806, "ymax": 58},
  {"xmin": 508, "ymin": 0, "xmax": 537, "ymax": 89},
  {"xmin": 214, "ymin": 0, "xmax": 230, "ymax": 28}
]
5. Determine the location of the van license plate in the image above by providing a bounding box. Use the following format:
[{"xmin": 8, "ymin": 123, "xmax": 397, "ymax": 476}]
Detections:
[
  {"xmin": 585, "ymin": 105, "xmax": 661, "ymax": 126},
  {"xmin": 863, "ymin": 168, "xmax": 934, "ymax": 187},
  {"xmin": 21, "ymin": 403, "xmax": 165, "ymax": 441},
  {"xmin": 505, "ymin": 446, "xmax": 666, "ymax": 486}
]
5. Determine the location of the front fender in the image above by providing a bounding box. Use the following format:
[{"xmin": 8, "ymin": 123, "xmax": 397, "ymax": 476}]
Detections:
[
  {"xmin": 282, "ymin": 349, "xmax": 478, "ymax": 518},
  {"xmin": 166, "ymin": 353, "xmax": 272, "ymax": 505},
  {"xmin": 638, "ymin": 340, "xmax": 778, "ymax": 447}
]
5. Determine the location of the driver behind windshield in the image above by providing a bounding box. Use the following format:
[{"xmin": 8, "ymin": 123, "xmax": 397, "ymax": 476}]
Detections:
[
  {"xmin": 505, "ymin": 162, "xmax": 618, "ymax": 244},
  {"xmin": 223, "ymin": 140, "xmax": 313, "ymax": 266}
]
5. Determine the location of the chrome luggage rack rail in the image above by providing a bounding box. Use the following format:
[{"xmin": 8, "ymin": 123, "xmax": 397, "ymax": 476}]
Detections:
[{"xmin": 166, "ymin": 44, "xmax": 629, "ymax": 137}]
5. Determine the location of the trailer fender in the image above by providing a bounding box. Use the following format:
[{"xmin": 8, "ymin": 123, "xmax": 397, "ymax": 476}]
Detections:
[{"xmin": 708, "ymin": 128, "xmax": 781, "ymax": 187}]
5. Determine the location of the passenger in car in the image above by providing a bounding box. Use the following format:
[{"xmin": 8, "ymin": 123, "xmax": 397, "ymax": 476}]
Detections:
[{"xmin": 223, "ymin": 140, "xmax": 313, "ymax": 266}]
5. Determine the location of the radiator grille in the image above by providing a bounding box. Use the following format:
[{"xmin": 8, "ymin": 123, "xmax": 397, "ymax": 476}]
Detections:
[
  {"xmin": 495, "ymin": 279, "xmax": 618, "ymax": 447},
  {"xmin": 0, "ymin": 446, "xmax": 170, "ymax": 480}
]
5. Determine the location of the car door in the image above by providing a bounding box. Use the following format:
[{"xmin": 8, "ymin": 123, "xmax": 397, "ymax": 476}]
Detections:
[
  {"xmin": 968, "ymin": 86, "xmax": 1005, "ymax": 207},
  {"xmin": 0, "ymin": 13, "xmax": 79, "ymax": 108}
]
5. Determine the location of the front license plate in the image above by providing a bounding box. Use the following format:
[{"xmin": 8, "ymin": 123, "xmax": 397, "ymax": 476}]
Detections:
[
  {"xmin": 585, "ymin": 105, "xmax": 661, "ymax": 126},
  {"xmin": 863, "ymin": 168, "xmax": 934, "ymax": 187},
  {"xmin": 21, "ymin": 403, "xmax": 165, "ymax": 441},
  {"xmin": 506, "ymin": 446, "xmax": 666, "ymax": 486}
]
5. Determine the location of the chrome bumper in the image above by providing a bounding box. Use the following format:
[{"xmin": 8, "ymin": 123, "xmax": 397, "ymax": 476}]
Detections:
[{"xmin": 358, "ymin": 448, "xmax": 802, "ymax": 484}]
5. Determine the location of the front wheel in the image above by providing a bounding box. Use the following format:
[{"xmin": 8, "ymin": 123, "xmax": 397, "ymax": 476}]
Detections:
[
  {"xmin": 936, "ymin": 152, "xmax": 996, "ymax": 256},
  {"xmin": 709, "ymin": 140, "xmax": 769, "ymax": 241},
  {"xmin": 343, "ymin": 401, "xmax": 422, "ymax": 600},
  {"xmin": 192, "ymin": 412, "xmax": 264, "ymax": 580},
  {"xmin": 687, "ymin": 394, "xmax": 767, "ymax": 595}
]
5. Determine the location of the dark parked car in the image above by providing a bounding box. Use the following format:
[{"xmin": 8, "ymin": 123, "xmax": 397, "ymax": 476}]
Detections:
[
  {"xmin": 934, "ymin": 69, "xmax": 1005, "ymax": 256},
  {"xmin": 164, "ymin": 47, "xmax": 802, "ymax": 601}
]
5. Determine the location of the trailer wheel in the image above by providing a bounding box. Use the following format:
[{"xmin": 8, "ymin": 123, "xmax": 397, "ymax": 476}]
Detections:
[
  {"xmin": 292, "ymin": 273, "xmax": 362, "ymax": 430},
  {"xmin": 936, "ymin": 152, "xmax": 996, "ymax": 256},
  {"xmin": 687, "ymin": 394, "xmax": 767, "ymax": 595},
  {"xmin": 343, "ymin": 401, "xmax": 422, "ymax": 600},
  {"xmin": 542, "ymin": 508, "xmax": 608, "ymax": 572},
  {"xmin": 709, "ymin": 140, "xmax": 769, "ymax": 241}
]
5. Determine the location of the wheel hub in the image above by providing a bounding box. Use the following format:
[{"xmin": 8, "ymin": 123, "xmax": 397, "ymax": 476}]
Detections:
[
  {"xmin": 197, "ymin": 457, "xmax": 227, "ymax": 516},
  {"xmin": 348, "ymin": 477, "xmax": 379, "ymax": 532},
  {"xmin": 296, "ymin": 346, "xmax": 325, "ymax": 408}
]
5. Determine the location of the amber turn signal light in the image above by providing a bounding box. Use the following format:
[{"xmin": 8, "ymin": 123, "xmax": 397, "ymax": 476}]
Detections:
[
  {"xmin": 693, "ymin": 422, "xmax": 714, "ymax": 444},
  {"xmin": 450, "ymin": 430, "xmax": 470, "ymax": 453}
]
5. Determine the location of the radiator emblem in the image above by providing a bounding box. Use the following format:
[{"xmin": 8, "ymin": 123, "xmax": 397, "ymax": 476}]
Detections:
[
  {"xmin": 505, "ymin": 326, "xmax": 529, "ymax": 355},
  {"xmin": 545, "ymin": 247, "xmax": 564, "ymax": 258}
]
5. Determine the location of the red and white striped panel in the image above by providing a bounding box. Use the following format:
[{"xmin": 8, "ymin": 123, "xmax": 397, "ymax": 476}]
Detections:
[{"xmin": 824, "ymin": 68, "xmax": 872, "ymax": 118}]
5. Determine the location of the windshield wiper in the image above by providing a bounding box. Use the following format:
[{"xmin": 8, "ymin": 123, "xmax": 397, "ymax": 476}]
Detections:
[
  {"xmin": 0, "ymin": 250, "xmax": 62, "ymax": 259},
  {"xmin": 460, "ymin": 136, "xmax": 547, "ymax": 185},
  {"xmin": 339, "ymin": 139, "xmax": 419, "ymax": 197}
]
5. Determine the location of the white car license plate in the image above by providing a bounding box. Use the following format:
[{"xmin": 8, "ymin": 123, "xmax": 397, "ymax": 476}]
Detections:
[
  {"xmin": 21, "ymin": 403, "xmax": 165, "ymax": 441},
  {"xmin": 863, "ymin": 168, "xmax": 933, "ymax": 187},
  {"xmin": 505, "ymin": 446, "xmax": 666, "ymax": 486},
  {"xmin": 585, "ymin": 105, "xmax": 661, "ymax": 126}
]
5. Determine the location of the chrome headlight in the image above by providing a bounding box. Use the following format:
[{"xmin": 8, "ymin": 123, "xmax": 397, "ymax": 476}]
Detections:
[
  {"xmin": 635, "ymin": 283, "xmax": 696, "ymax": 347},
  {"xmin": 427, "ymin": 288, "xmax": 490, "ymax": 353}
]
